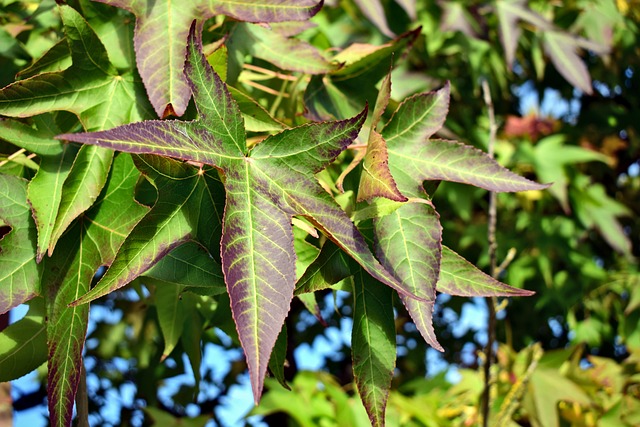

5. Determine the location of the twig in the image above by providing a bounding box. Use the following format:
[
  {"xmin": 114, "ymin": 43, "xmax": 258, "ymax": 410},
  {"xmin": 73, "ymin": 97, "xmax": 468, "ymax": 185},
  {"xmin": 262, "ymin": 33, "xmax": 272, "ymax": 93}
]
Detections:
[
  {"xmin": 481, "ymin": 78, "xmax": 499, "ymax": 427},
  {"xmin": 239, "ymin": 79, "xmax": 290, "ymax": 97},
  {"xmin": 243, "ymin": 63, "xmax": 299, "ymax": 81},
  {"xmin": 76, "ymin": 363, "xmax": 89, "ymax": 427}
]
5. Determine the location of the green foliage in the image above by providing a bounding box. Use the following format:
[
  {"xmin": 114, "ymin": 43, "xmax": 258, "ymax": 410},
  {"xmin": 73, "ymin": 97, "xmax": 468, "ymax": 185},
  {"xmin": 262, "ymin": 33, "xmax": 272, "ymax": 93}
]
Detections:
[{"xmin": 0, "ymin": 1, "xmax": 638, "ymax": 426}]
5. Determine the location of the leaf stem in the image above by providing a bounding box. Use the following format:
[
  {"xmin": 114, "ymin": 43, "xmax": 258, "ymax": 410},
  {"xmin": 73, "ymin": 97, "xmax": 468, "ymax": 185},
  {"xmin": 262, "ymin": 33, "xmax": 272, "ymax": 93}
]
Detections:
[{"xmin": 481, "ymin": 78, "xmax": 499, "ymax": 427}]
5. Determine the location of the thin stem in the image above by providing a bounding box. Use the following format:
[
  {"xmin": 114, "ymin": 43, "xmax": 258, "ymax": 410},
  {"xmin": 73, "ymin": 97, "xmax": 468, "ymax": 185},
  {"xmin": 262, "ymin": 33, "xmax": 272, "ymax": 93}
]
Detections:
[
  {"xmin": 243, "ymin": 63, "xmax": 299, "ymax": 81},
  {"xmin": 481, "ymin": 78, "xmax": 499, "ymax": 427}
]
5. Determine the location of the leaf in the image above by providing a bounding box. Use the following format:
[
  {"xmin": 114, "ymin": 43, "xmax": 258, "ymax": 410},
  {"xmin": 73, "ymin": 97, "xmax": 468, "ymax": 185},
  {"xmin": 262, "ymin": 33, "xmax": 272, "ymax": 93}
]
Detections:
[
  {"xmin": 295, "ymin": 241, "xmax": 352, "ymax": 295},
  {"xmin": 59, "ymin": 24, "xmax": 415, "ymax": 403},
  {"xmin": 228, "ymin": 23, "xmax": 334, "ymax": 75},
  {"xmin": 0, "ymin": 297, "xmax": 47, "ymax": 381},
  {"xmin": 375, "ymin": 202, "xmax": 441, "ymax": 303},
  {"xmin": 530, "ymin": 135, "xmax": 608, "ymax": 212},
  {"xmin": 95, "ymin": 0, "xmax": 322, "ymax": 117},
  {"xmin": 268, "ymin": 325, "xmax": 290, "ymax": 390},
  {"xmin": 495, "ymin": 0, "xmax": 524, "ymax": 68},
  {"xmin": 28, "ymin": 143, "xmax": 80, "ymax": 262},
  {"xmin": 47, "ymin": 145, "xmax": 114, "ymax": 256},
  {"xmin": 383, "ymin": 84, "xmax": 549, "ymax": 196},
  {"xmin": 357, "ymin": 71, "xmax": 406, "ymax": 202},
  {"xmin": 0, "ymin": 5, "xmax": 154, "ymax": 131},
  {"xmin": 543, "ymin": 31, "xmax": 593, "ymax": 95},
  {"xmin": 155, "ymin": 283, "xmax": 187, "ymax": 359},
  {"xmin": 0, "ymin": 174, "xmax": 40, "ymax": 314},
  {"xmin": 437, "ymin": 246, "xmax": 534, "ymax": 297},
  {"xmin": 71, "ymin": 154, "xmax": 226, "ymax": 304},
  {"xmin": 353, "ymin": 0, "xmax": 395, "ymax": 38},
  {"xmin": 304, "ymin": 29, "xmax": 420, "ymax": 121},
  {"xmin": 143, "ymin": 241, "xmax": 225, "ymax": 292},
  {"xmin": 43, "ymin": 153, "xmax": 148, "ymax": 427},
  {"xmin": 352, "ymin": 268, "xmax": 396, "ymax": 427},
  {"xmin": 0, "ymin": 115, "xmax": 66, "ymax": 156}
]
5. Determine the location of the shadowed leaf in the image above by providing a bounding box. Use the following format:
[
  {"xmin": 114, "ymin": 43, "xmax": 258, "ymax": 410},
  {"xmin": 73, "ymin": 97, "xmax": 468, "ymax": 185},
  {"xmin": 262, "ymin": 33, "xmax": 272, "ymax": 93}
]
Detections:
[{"xmin": 0, "ymin": 174, "xmax": 40, "ymax": 314}]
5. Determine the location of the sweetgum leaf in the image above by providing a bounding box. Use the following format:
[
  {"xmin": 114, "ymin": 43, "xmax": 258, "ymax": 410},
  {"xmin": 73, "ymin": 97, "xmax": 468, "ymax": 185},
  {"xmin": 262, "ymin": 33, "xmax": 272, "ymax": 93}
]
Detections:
[
  {"xmin": 95, "ymin": 0, "xmax": 322, "ymax": 117},
  {"xmin": 60, "ymin": 24, "xmax": 415, "ymax": 402},
  {"xmin": 437, "ymin": 246, "xmax": 534, "ymax": 297},
  {"xmin": 383, "ymin": 83, "xmax": 549, "ymax": 196},
  {"xmin": 543, "ymin": 32, "xmax": 593, "ymax": 95},
  {"xmin": 0, "ymin": 174, "xmax": 40, "ymax": 314},
  {"xmin": 0, "ymin": 115, "xmax": 66, "ymax": 156},
  {"xmin": 353, "ymin": 0, "xmax": 395, "ymax": 38},
  {"xmin": 155, "ymin": 283, "xmax": 187, "ymax": 359},
  {"xmin": 0, "ymin": 5, "xmax": 153, "ymax": 131},
  {"xmin": 357, "ymin": 71, "xmax": 406, "ymax": 202},
  {"xmin": 352, "ymin": 268, "xmax": 396, "ymax": 427},
  {"xmin": 43, "ymin": 153, "xmax": 147, "ymax": 427}
]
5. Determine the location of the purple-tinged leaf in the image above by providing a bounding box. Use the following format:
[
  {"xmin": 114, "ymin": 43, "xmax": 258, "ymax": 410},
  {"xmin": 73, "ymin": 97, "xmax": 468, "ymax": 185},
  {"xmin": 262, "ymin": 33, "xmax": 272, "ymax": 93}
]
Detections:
[
  {"xmin": 375, "ymin": 201, "xmax": 441, "ymax": 305},
  {"xmin": 71, "ymin": 155, "xmax": 225, "ymax": 305},
  {"xmin": 437, "ymin": 246, "xmax": 534, "ymax": 297},
  {"xmin": 543, "ymin": 32, "xmax": 593, "ymax": 95},
  {"xmin": 358, "ymin": 131, "xmax": 407, "ymax": 202},
  {"xmin": 357, "ymin": 71, "xmax": 406, "ymax": 202},
  {"xmin": 60, "ymin": 25, "xmax": 413, "ymax": 403},
  {"xmin": 0, "ymin": 175, "xmax": 40, "ymax": 314},
  {"xmin": 352, "ymin": 268, "xmax": 396, "ymax": 427},
  {"xmin": 400, "ymin": 296, "xmax": 442, "ymax": 351},
  {"xmin": 354, "ymin": 0, "xmax": 395, "ymax": 38},
  {"xmin": 495, "ymin": 0, "xmax": 524, "ymax": 68},
  {"xmin": 383, "ymin": 84, "xmax": 548, "ymax": 195},
  {"xmin": 0, "ymin": 5, "xmax": 153, "ymax": 131},
  {"xmin": 28, "ymin": 144, "xmax": 80, "ymax": 262},
  {"xmin": 95, "ymin": 0, "xmax": 322, "ymax": 117},
  {"xmin": 44, "ymin": 153, "xmax": 147, "ymax": 427}
]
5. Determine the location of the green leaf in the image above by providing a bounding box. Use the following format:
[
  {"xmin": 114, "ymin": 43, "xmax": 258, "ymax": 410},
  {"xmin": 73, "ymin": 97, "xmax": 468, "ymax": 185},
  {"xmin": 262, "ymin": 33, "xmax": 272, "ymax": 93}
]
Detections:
[
  {"xmin": 155, "ymin": 283, "xmax": 187, "ymax": 359},
  {"xmin": 352, "ymin": 268, "xmax": 396, "ymax": 427},
  {"xmin": 43, "ymin": 153, "xmax": 148, "ymax": 427},
  {"xmin": 95, "ymin": 0, "xmax": 322, "ymax": 117},
  {"xmin": 28, "ymin": 143, "xmax": 79, "ymax": 262},
  {"xmin": 143, "ymin": 241, "xmax": 225, "ymax": 292},
  {"xmin": 383, "ymin": 84, "xmax": 549, "ymax": 196},
  {"xmin": 437, "ymin": 246, "xmax": 534, "ymax": 297},
  {"xmin": 268, "ymin": 325, "xmax": 290, "ymax": 390},
  {"xmin": 0, "ymin": 174, "xmax": 40, "ymax": 314},
  {"xmin": 60, "ymin": 25, "xmax": 415, "ymax": 403},
  {"xmin": 295, "ymin": 241, "xmax": 352, "ymax": 295},
  {"xmin": 0, "ymin": 5, "xmax": 154, "ymax": 131},
  {"xmin": 0, "ymin": 114, "xmax": 66, "ymax": 156},
  {"xmin": 229, "ymin": 86, "xmax": 286, "ymax": 133},
  {"xmin": 47, "ymin": 145, "xmax": 114, "ymax": 256},
  {"xmin": 353, "ymin": 0, "xmax": 395, "ymax": 38},
  {"xmin": 0, "ymin": 297, "xmax": 47, "ymax": 381},
  {"xmin": 530, "ymin": 135, "xmax": 608, "ymax": 212}
]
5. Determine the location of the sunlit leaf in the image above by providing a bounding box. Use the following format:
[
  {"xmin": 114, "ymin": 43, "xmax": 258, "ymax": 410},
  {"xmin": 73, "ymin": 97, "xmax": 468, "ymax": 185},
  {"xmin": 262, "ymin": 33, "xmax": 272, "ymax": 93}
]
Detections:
[
  {"xmin": 59, "ymin": 24, "xmax": 413, "ymax": 403},
  {"xmin": 95, "ymin": 0, "xmax": 322, "ymax": 117}
]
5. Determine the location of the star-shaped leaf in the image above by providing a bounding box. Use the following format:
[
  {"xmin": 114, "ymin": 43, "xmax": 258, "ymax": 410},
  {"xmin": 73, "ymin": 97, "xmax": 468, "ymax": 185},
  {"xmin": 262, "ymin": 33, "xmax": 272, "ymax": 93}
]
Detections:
[
  {"xmin": 95, "ymin": 0, "xmax": 322, "ymax": 117},
  {"xmin": 59, "ymin": 23, "xmax": 415, "ymax": 402}
]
